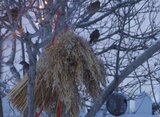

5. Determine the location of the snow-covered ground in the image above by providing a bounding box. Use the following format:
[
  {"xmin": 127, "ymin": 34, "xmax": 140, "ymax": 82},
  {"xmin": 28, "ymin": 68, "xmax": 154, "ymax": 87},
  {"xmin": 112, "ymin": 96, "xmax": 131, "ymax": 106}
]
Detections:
[
  {"xmin": 2, "ymin": 97, "xmax": 21, "ymax": 117},
  {"xmin": 2, "ymin": 92, "xmax": 160, "ymax": 117},
  {"xmin": 107, "ymin": 114, "xmax": 160, "ymax": 117}
]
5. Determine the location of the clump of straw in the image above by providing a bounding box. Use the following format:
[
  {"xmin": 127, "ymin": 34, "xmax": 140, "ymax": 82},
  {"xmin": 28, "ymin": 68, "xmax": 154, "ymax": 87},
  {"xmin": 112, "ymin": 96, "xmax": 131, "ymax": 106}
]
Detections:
[{"xmin": 8, "ymin": 30, "xmax": 106, "ymax": 117}]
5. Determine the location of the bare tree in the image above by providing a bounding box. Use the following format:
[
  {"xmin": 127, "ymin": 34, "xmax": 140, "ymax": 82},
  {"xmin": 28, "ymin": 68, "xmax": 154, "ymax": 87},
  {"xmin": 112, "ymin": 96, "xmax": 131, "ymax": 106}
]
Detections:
[
  {"xmin": 0, "ymin": 33, "xmax": 4, "ymax": 117},
  {"xmin": 1, "ymin": 0, "xmax": 160, "ymax": 116}
]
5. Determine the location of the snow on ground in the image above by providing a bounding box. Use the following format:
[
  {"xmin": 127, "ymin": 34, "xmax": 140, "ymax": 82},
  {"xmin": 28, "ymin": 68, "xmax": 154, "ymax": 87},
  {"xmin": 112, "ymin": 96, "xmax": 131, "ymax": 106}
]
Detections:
[
  {"xmin": 107, "ymin": 114, "xmax": 160, "ymax": 117},
  {"xmin": 2, "ymin": 93, "xmax": 160, "ymax": 117},
  {"xmin": 2, "ymin": 96, "xmax": 103, "ymax": 117},
  {"xmin": 2, "ymin": 97, "xmax": 21, "ymax": 117}
]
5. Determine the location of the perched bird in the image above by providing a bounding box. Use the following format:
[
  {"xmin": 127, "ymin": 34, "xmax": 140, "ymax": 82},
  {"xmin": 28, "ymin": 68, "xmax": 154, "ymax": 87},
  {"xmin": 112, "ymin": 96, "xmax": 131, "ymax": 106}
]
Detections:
[
  {"xmin": 89, "ymin": 29, "xmax": 100, "ymax": 43},
  {"xmin": 1, "ymin": 7, "xmax": 19, "ymax": 22},
  {"xmin": 87, "ymin": 0, "xmax": 100, "ymax": 13},
  {"xmin": 19, "ymin": 61, "xmax": 29, "ymax": 75}
]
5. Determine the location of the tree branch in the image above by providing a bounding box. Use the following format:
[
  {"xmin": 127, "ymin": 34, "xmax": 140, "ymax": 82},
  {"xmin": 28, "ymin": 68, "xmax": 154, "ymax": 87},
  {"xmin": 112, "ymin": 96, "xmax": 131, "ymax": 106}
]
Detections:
[
  {"xmin": 5, "ymin": 37, "xmax": 21, "ymax": 82},
  {"xmin": 85, "ymin": 37, "xmax": 160, "ymax": 117},
  {"xmin": 76, "ymin": 0, "xmax": 142, "ymax": 28},
  {"xmin": 25, "ymin": 36, "xmax": 37, "ymax": 117}
]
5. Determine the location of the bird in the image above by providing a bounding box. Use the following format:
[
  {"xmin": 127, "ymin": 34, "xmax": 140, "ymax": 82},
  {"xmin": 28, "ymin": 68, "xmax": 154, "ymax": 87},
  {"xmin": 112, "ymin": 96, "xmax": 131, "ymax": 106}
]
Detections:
[
  {"xmin": 19, "ymin": 61, "xmax": 29, "ymax": 75},
  {"xmin": 89, "ymin": 29, "xmax": 100, "ymax": 43},
  {"xmin": 1, "ymin": 7, "xmax": 19, "ymax": 22},
  {"xmin": 87, "ymin": 0, "xmax": 100, "ymax": 13}
]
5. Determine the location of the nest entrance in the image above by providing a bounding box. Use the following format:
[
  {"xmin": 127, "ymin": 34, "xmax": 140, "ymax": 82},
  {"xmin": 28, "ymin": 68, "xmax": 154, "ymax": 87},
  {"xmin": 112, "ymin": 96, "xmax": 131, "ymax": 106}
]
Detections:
[{"xmin": 8, "ymin": 31, "xmax": 106, "ymax": 117}]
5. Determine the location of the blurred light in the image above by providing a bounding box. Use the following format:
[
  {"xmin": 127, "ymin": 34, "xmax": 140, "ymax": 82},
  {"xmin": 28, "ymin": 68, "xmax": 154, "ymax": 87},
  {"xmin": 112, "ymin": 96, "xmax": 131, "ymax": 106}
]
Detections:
[
  {"xmin": 41, "ymin": 15, "xmax": 45, "ymax": 20},
  {"xmin": 44, "ymin": 1, "xmax": 48, "ymax": 5},
  {"xmin": 39, "ymin": 5, "xmax": 44, "ymax": 9}
]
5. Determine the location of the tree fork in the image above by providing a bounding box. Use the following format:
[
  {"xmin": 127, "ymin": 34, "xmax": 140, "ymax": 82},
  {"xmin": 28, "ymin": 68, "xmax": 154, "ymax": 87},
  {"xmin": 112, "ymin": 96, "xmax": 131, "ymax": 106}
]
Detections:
[{"xmin": 86, "ymin": 38, "xmax": 160, "ymax": 117}]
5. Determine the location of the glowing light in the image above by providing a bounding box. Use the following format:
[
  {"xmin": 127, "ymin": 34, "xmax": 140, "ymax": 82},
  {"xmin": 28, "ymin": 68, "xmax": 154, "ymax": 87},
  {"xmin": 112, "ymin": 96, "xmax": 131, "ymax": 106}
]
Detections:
[
  {"xmin": 44, "ymin": 1, "xmax": 48, "ymax": 5},
  {"xmin": 39, "ymin": 5, "xmax": 44, "ymax": 9},
  {"xmin": 41, "ymin": 15, "xmax": 45, "ymax": 20}
]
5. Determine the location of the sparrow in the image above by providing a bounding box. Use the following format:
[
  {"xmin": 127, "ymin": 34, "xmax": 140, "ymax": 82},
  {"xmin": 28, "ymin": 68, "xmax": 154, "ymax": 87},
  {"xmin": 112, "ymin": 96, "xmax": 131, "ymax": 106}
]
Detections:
[
  {"xmin": 19, "ymin": 61, "xmax": 29, "ymax": 75},
  {"xmin": 87, "ymin": 0, "xmax": 100, "ymax": 13},
  {"xmin": 1, "ymin": 7, "xmax": 19, "ymax": 22},
  {"xmin": 89, "ymin": 29, "xmax": 100, "ymax": 43}
]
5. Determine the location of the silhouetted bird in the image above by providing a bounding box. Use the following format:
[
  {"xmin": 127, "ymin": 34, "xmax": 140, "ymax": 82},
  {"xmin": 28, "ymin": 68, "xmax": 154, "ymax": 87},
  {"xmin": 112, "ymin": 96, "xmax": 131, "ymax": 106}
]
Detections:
[
  {"xmin": 87, "ymin": 0, "xmax": 100, "ymax": 13},
  {"xmin": 19, "ymin": 61, "xmax": 29, "ymax": 75},
  {"xmin": 1, "ymin": 7, "xmax": 19, "ymax": 22},
  {"xmin": 89, "ymin": 29, "xmax": 100, "ymax": 43}
]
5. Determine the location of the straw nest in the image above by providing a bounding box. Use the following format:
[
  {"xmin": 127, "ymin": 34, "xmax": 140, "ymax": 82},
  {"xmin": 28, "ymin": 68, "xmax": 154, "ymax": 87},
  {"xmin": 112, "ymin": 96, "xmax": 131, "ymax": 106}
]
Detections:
[{"xmin": 8, "ymin": 31, "xmax": 106, "ymax": 117}]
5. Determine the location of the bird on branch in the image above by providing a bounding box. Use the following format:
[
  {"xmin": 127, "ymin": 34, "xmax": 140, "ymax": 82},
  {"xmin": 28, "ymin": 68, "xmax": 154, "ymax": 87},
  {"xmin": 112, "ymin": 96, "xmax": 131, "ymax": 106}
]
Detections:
[
  {"xmin": 1, "ymin": 7, "xmax": 19, "ymax": 22},
  {"xmin": 87, "ymin": 0, "xmax": 100, "ymax": 13},
  {"xmin": 89, "ymin": 29, "xmax": 100, "ymax": 43}
]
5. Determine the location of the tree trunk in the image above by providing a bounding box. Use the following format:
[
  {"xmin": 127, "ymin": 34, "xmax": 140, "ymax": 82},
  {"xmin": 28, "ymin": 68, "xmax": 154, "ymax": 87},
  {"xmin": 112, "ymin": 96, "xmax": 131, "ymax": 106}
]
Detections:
[
  {"xmin": 26, "ymin": 58, "xmax": 36, "ymax": 117},
  {"xmin": 0, "ymin": 37, "xmax": 3, "ymax": 117},
  {"xmin": 0, "ymin": 98, "xmax": 3, "ymax": 117},
  {"xmin": 86, "ymin": 39, "xmax": 160, "ymax": 117},
  {"xmin": 25, "ymin": 40, "xmax": 37, "ymax": 117}
]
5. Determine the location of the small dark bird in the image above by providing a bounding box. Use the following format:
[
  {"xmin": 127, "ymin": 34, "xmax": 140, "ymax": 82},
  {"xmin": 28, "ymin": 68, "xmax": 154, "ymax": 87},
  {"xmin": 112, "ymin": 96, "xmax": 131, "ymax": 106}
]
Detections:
[
  {"xmin": 89, "ymin": 29, "xmax": 100, "ymax": 43},
  {"xmin": 1, "ymin": 7, "xmax": 19, "ymax": 22},
  {"xmin": 87, "ymin": 0, "xmax": 100, "ymax": 13},
  {"xmin": 19, "ymin": 61, "xmax": 29, "ymax": 75}
]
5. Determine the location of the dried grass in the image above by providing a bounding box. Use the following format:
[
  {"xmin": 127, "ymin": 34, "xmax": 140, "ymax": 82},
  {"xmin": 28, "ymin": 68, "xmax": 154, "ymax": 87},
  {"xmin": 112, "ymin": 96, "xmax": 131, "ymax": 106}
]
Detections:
[{"xmin": 8, "ymin": 30, "xmax": 106, "ymax": 117}]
